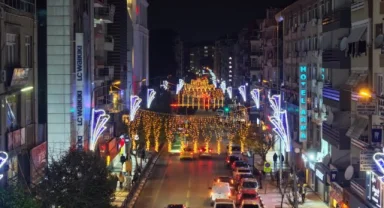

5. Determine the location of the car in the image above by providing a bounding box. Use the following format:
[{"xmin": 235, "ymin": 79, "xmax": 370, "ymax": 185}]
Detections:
[
  {"xmin": 199, "ymin": 146, "xmax": 213, "ymax": 157},
  {"xmin": 233, "ymin": 167, "xmax": 252, "ymax": 179},
  {"xmin": 165, "ymin": 205, "xmax": 187, "ymax": 208},
  {"xmin": 214, "ymin": 176, "xmax": 235, "ymax": 187},
  {"xmin": 213, "ymin": 199, "xmax": 236, "ymax": 208},
  {"xmin": 231, "ymin": 161, "xmax": 249, "ymax": 171},
  {"xmin": 239, "ymin": 199, "xmax": 264, "ymax": 208},
  {"xmin": 237, "ymin": 174, "xmax": 256, "ymax": 184},
  {"xmin": 210, "ymin": 182, "xmax": 232, "ymax": 206},
  {"xmin": 229, "ymin": 144, "xmax": 241, "ymax": 155},
  {"xmin": 238, "ymin": 178, "xmax": 259, "ymax": 193},
  {"xmin": 235, "ymin": 190, "xmax": 259, "ymax": 205},
  {"xmin": 226, "ymin": 155, "xmax": 240, "ymax": 168},
  {"xmin": 180, "ymin": 147, "xmax": 195, "ymax": 160}
]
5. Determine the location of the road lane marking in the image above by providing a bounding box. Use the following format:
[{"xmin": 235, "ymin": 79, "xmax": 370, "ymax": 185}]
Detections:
[{"xmin": 151, "ymin": 156, "xmax": 168, "ymax": 208}]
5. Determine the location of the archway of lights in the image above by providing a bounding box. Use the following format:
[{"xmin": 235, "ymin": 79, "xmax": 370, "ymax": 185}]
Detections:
[{"xmin": 176, "ymin": 77, "xmax": 224, "ymax": 109}]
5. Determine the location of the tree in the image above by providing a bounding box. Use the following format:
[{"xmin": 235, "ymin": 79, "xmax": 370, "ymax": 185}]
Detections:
[
  {"xmin": 35, "ymin": 150, "xmax": 117, "ymax": 208},
  {"xmin": 0, "ymin": 185, "xmax": 41, "ymax": 208},
  {"xmin": 244, "ymin": 124, "xmax": 274, "ymax": 162}
]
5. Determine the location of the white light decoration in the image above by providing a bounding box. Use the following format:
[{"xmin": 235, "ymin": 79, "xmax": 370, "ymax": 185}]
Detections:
[
  {"xmin": 90, "ymin": 109, "xmax": 110, "ymax": 151},
  {"xmin": 176, "ymin": 79, "xmax": 185, "ymax": 94},
  {"xmin": 161, "ymin": 80, "xmax": 169, "ymax": 90},
  {"xmin": 0, "ymin": 151, "xmax": 8, "ymax": 180},
  {"xmin": 268, "ymin": 94, "xmax": 291, "ymax": 152},
  {"xmin": 147, "ymin": 88, "xmax": 156, "ymax": 108},
  {"xmin": 220, "ymin": 81, "xmax": 226, "ymax": 93},
  {"xmin": 227, "ymin": 87, "xmax": 233, "ymax": 99},
  {"xmin": 207, "ymin": 69, "xmax": 217, "ymax": 88},
  {"xmin": 374, "ymin": 149, "xmax": 384, "ymax": 182},
  {"xmin": 250, "ymin": 89, "xmax": 261, "ymax": 109},
  {"xmin": 130, "ymin": 95, "xmax": 142, "ymax": 121},
  {"xmin": 238, "ymin": 85, "xmax": 247, "ymax": 102}
]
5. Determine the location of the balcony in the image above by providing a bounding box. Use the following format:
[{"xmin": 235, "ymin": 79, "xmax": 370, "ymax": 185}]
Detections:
[
  {"xmin": 323, "ymin": 122, "xmax": 350, "ymax": 150},
  {"xmin": 380, "ymin": 54, "xmax": 384, "ymax": 67},
  {"xmin": 94, "ymin": 0, "xmax": 105, "ymax": 7},
  {"xmin": 378, "ymin": 96, "xmax": 384, "ymax": 119},
  {"xmin": 351, "ymin": 1, "xmax": 364, "ymax": 11},
  {"xmin": 95, "ymin": 66, "xmax": 114, "ymax": 81},
  {"xmin": 322, "ymin": 9, "xmax": 351, "ymax": 33},
  {"xmin": 381, "ymin": 1, "xmax": 384, "ymax": 14},
  {"xmin": 104, "ymin": 36, "xmax": 114, "ymax": 51},
  {"xmin": 0, "ymin": 0, "xmax": 35, "ymax": 13},
  {"xmin": 94, "ymin": 4, "xmax": 115, "ymax": 24},
  {"xmin": 322, "ymin": 49, "xmax": 350, "ymax": 69}
]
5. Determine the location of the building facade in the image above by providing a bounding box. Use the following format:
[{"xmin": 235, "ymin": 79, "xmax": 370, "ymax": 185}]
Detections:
[
  {"xmin": 0, "ymin": 0, "xmax": 42, "ymax": 186},
  {"xmin": 188, "ymin": 42, "xmax": 215, "ymax": 75},
  {"xmin": 214, "ymin": 36, "xmax": 239, "ymax": 86}
]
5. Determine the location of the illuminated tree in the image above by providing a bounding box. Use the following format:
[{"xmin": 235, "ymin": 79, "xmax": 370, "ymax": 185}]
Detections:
[
  {"xmin": 142, "ymin": 112, "xmax": 152, "ymax": 151},
  {"xmin": 152, "ymin": 115, "xmax": 162, "ymax": 152},
  {"xmin": 245, "ymin": 124, "xmax": 274, "ymax": 161}
]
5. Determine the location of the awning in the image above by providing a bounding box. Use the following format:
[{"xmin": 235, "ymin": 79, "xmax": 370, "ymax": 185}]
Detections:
[
  {"xmin": 346, "ymin": 117, "xmax": 368, "ymax": 139},
  {"xmin": 347, "ymin": 25, "xmax": 367, "ymax": 43},
  {"xmin": 344, "ymin": 71, "xmax": 367, "ymax": 88}
]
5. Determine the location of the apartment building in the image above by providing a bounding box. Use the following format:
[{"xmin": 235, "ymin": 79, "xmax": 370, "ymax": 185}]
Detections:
[
  {"xmin": 214, "ymin": 36, "xmax": 239, "ymax": 86},
  {"xmin": 188, "ymin": 42, "xmax": 215, "ymax": 75},
  {"xmin": 248, "ymin": 21, "xmax": 263, "ymax": 88},
  {"xmin": 0, "ymin": 0, "xmax": 42, "ymax": 186}
]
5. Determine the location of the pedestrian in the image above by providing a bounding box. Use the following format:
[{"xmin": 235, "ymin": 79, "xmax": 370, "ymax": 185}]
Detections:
[
  {"xmin": 273, "ymin": 153, "xmax": 278, "ymax": 169},
  {"xmin": 125, "ymin": 159, "xmax": 132, "ymax": 176},
  {"xmin": 280, "ymin": 154, "xmax": 285, "ymax": 163},
  {"xmin": 132, "ymin": 171, "xmax": 139, "ymax": 186},
  {"xmin": 120, "ymin": 154, "xmax": 126, "ymax": 167},
  {"xmin": 118, "ymin": 172, "xmax": 125, "ymax": 189},
  {"xmin": 301, "ymin": 184, "xmax": 306, "ymax": 203}
]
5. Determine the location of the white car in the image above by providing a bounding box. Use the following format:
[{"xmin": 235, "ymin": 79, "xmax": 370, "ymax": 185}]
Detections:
[
  {"xmin": 233, "ymin": 167, "xmax": 252, "ymax": 179},
  {"xmin": 210, "ymin": 182, "xmax": 232, "ymax": 206},
  {"xmin": 214, "ymin": 199, "xmax": 236, "ymax": 208},
  {"xmin": 239, "ymin": 199, "xmax": 264, "ymax": 208}
]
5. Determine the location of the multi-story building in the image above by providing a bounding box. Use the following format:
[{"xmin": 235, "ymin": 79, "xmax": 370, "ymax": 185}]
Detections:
[
  {"xmin": 0, "ymin": 1, "xmax": 41, "ymax": 186},
  {"xmin": 214, "ymin": 35, "xmax": 239, "ymax": 86},
  {"xmin": 174, "ymin": 36, "xmax": 184, "ymax": 78},
  {"xmin": 187, "ymin": 42, "xmax": 215, "ymax": 75},
  {"xmin": 248, "ymin": 21, "xmax": 263, "ymax": 88}
]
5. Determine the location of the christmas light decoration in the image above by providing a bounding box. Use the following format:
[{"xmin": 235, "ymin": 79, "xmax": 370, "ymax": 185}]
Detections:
[
  {"xmin": 130, "ymin": 95, "xmax": 142, "ymax": 121},
  {"xmin": 90, "ymin": 109, "xmax": 110, "ymax": 151},
  {"xmin": 220, "ymin": 81, "xmax": 226, "ymax": 93},
  {"xmin": 268, "ymin": 94, "xmax": 291, "ymax": 152},
  {"xmin": 250, "ymin": 89, "xmax": 261, "ymax": 109},
  {"xmin": 0, "ymin": 151, "xmax": 8, "ymax": 180},
  {"xmin": 147, "ymin": 88, "xmax": 156, "ymax": 108},
  {"xmin": 238, "ymin": 85, "xmax": 246, "ymax": 102},
  {"xmin": 374, "ymin": 150, "xmax": 384, "ymax": 182},
  {"xmin": 176, "ymin": 79, "xmax": 185, "ymax": 94},
  {"xmin": 161, "ymin": 80, "xmax": 169, "ymax": 90},
  {"xmin": 152, "ymin": 115, "xmax": 162, "ymax": 152},
  {"xmin": 227, "ymin": 87, "xmax": 233, "ymax": 99},
  {"xmin": 208, "ymin": 69, "xmax": 217, "ymax": 88}
]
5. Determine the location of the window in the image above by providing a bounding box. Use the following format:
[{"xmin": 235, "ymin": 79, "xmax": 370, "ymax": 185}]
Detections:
[
  {"xmin": 251, "ymin": 58, "xmax": 257, "ymax": 67},
  {"xmin": 25, "ymin": 36, "xmax": 32, "ymax": 67},
  {"xmin": 320, "ymin": 1, "xmax": 325, "ymax": 16},
  {"xmin": 6, "ymin": 33, "xmax": 17, "ymax": 66},
  {"xmin": 204, "ymin": 46, "xmax": 208, "ymax": 49},
  {"xmin": 376, "ymin": 74, "xmax": 384, "ymax": 97},
  {"xmin": 375, "ymin": 24, "xmax": 383, "ymax": 48},
  {"xmin": 25, "ymin": 91, "xmax": 32, "ymax": 125},
  {"xmin": 308, "ymin": 6, "xmax": 312, "ymax": 20},
  {"xmin": 325, "ymin": 0, "xmax": 331, "ymax": 14}
]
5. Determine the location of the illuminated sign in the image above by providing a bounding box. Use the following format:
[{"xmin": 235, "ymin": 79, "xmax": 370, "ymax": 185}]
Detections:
[
  {"xmin": 90, "ymin": 109, "xmax": 110, "ymax": 151},
  {"xmin": 309, "ymin": 162, "xmax": 315, "ymax": 171},
  {"xmin": 220, "ymin": 81, "xmax": 226, "ymax": 94},
  {"xmin": 316, "ymin": 169, "xmax": 324, "ymax": 180},
  {"xmin": 176, "ymin": 79, "xmax": 184, "ymax": 94},
  {"xmin": 250, "ymin": 89, "xmax": 261, "ymax": 109},
  {"xmin": 373, "ymin": 152, "xmax": 384, "ymax": 182},
  {"xmin": 371, "ymin": 174, "xmax": 382, "ymax": 206},
  {"xmin": 147, "ymin": 89, "xmax": 156, "ymax": 108},
  {"xmin": 238, "ymin": 85, "xmax": 246, "ymax": 102},
  {"xmin": 0, "ymin": 151, "xmax": 8, "ymax": 180},
  {"xmin": 130, "ymin": 95, "xmax": 142, "ymax": 121},
  {"xmin": 227, "ymin": 87, "xmax": 233, "ymax": 99},
  {"xmin": 11, "ymin": 68, "xmax": 30, "ymax": 86},
  {"xmin": 268, "ymin": 94, "xmax": 291, "ymax": 152},
  {"xmin": 75, "ymin": 33, "xmax": 85, "ymax": 150},
  {"xmin": 299, "ymin": 65, "xmax": 307, "ymax": 142}
]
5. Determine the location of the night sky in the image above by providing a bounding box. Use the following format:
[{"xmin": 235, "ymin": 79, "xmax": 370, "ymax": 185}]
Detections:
[{"xmin": 148, "ymin": 0, "xmax": 296, "ymax": 42}]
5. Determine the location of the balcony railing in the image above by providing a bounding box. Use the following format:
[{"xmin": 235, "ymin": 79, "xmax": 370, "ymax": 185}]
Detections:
[
  {"xmin": 0, "ymin": 0, "xmax": 35, "ymax": 13},
  {"xmin": 323, "ymin": 123, "xmax": 350, "ymax": 150},
  {"xmin": 351, "ymin": 1, "xmax": 364, "ymax": 11},
  {"xmin": 322, "ymin": 9, "xmax": 351, "ymax": 32},
  {"xmin": 322, "ymin": 49, "xmax": 351, "ymax": 69}
]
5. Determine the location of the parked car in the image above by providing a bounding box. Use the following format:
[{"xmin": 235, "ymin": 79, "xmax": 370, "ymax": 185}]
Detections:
[
  {"xmin": 226, "ymin": 155, "xmax": 240, "ymax": 168},
  {"xmin": 238, "ymin": 178, "xmax": 259, "ymax": 193},
  {"xmin": 213, "ymin": 199, "xmax": 236, "ymax": 208},
  {"xmin": 235, "ymin": 190, "xmax": 259, "ymax": 205},
  {"xmin": 210, "ymin": 182, "xmax": 232, "ymax": 206}
]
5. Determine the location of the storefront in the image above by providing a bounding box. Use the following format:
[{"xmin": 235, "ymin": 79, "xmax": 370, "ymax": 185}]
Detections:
[
  {"xmin": 306, "ymin": 160, "xmax": 316, "ymax": 190},
  {"xmin": 367, "ymin": 172, "xmax": 382, "ymax": 208},
  {"xmin": 315, "ymin": 163, "xmax": 330, "ymax": 203},
  {"xmin": 330, "ymin": 182, "xmax": 345, "ymax": 208},
  {"xmin": 344, "ymin": 187, "xmax": 372, "ymax": 208}
]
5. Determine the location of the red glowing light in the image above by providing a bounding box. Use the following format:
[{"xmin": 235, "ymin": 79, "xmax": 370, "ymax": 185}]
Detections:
[{"xmin": 136, "ymin": 6, "xmax": 139, "ymax": 14}]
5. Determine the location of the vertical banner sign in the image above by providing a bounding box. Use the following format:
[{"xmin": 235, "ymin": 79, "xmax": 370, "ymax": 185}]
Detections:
[
  {"xmin": 299, "ymin": 65, "xmax": 307, "ymax": 141},
  {"xmin": 75, "ymin": 33, "xmax": 84, "ymax": 150}
]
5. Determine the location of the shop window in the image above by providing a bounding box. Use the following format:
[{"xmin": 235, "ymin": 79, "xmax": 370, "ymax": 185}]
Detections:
[{"xmin": 6, "ymin": 95, "xmax": 20, "ymax": 130}]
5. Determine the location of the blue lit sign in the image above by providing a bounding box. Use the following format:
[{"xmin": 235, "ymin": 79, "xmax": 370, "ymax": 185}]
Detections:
[{"xmin": 299, "ymin": 65, "xmax": 307, "ymax": 141}]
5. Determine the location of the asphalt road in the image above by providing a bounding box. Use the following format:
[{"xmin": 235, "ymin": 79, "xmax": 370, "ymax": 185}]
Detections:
[{"xmin": 134, "ymin": 152, "xmax": 230, "ymax": 208}]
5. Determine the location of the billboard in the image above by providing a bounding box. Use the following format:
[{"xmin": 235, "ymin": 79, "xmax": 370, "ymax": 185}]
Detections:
[{"xmin": 75, "ymin": 33, "xmax": 84, "ymax": 150}]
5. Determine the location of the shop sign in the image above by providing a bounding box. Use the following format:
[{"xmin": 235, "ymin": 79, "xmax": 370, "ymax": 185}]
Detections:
[
  {"xmin": 308, "ymin": 162, "xmax": 315, "ymax": 171},
  {"xmin": 357, "ymin": 100, "xmax": 377, "ymax": 115},
  {"xmin": 372, "ymin": 129, "xmax": 382, "ymax": 144},
  {"xmin": 330, "ymin": 170, "xmax": 337, "ymax": 182},
  {"xmin": 370, "ymin": 174, "xmax": 381, "ymax": 207},
  {"xmin": 316, "ymin": 169, "xmax": 325, "ymax": 181},
  {"xmin": 30, "ymin": 142, "xmax": 47, "ymax": 184},
  {"xmin": 75, "ymin": 33, "xmax": 84, "ymax": 150},
  {"xmin": 299, "ymin": 65, "xmax": 307, "ymax": 141},
  {"xmin": 360, "ymin": 150, "xmax": 376, "ymax": 171},
  {"xmin": 10, "ymin": 68, "xmax": 30, "ymax": 86}
]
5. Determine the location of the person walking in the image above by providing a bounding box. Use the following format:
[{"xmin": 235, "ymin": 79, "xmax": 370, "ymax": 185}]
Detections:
[
  {"xmin": 301, "ymin": 184, "xmax": 307, "ymax": 203},
  {"xmin": 118, "ymin": 172, "xmax": 125, "ymax": 189},
  {"xmin": 280, "ymin": 154, "xmax": 285, "ymax": 164},
  {"xmin": 273, "ymin": 153, "xmax": 278, "ymax": 169},
  {"xmin": 120, "ymin": 154, "xmax": 126, "ymax": 167}
]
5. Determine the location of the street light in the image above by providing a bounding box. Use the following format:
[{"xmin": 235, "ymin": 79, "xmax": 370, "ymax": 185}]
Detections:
[{"xmin": 21, "ymin": 86, "xmax": 33, "ymax": 92}]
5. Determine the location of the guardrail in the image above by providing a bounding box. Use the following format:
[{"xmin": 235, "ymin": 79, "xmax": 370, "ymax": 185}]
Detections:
[{"xmin": 121, "ymin": 143, "xmax": 166, "ymax": 208}]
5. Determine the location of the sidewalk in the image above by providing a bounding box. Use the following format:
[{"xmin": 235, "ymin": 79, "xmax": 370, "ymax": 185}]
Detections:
[
  {"xmin": 258, "ymin": 178, "xmax": 328, "ymax": 208},
  {"xmin": 110, "ymin": 151, "xmax": 152, "ymax": 207}
]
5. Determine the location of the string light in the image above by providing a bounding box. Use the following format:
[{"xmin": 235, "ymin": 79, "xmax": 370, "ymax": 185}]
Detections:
[
  {"xmin": 90, "ymin": 109, "xmax": 110, "ymax": 151},
  {"xmin": 161, "ymin": 80, "xmax": 169, "ymax": 90},
  {"xmin": 250, "ymin": 89, "xmax": 261, "ymax": 109},
  {"xmin": 227, "ymin": 87, "xmax": 233, "ymax": 99},
  {"xmin": 268, "ymin": 94, "xmax": 291, "ymax": 152},
  {"xmin": 238, "ymin": 85, "xmax": 246, "ymax": 102},
  {"xmin": 147, "ymin": 89, "xmax": 156, "ymax": 108},
  {"xmin": 176, "ymin": 79, "xmax": 185, "ymax": 94},
  {"xmin": 130, "ymin": 95, "xmax": 142, "ymax": 121},
  {"xmin": 0, "ymin": 151, "xmax": 8, "ymax": 180},
  {"xmin": 220, "ymin": 81, "xmax": 226, "ymax": 94}
]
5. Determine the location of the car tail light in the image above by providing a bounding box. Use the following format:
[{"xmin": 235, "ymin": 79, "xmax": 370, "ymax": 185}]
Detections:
[
  {"xmin": 230, "ymin": 179, "xmax": 234, "ymax": 184},
  {"xmin": 226, "ymin": 160, "xmax": 230, "ymax": 163},
  {"xmin": 190, "ymin": 152, "xmax": 193, "ymax": 155},
  {"xmin": 209, "ymin": 149, "xmax": 212, "ymax": 152},
  {"xmin": 228, "ymin": 192, "xmax": 231, "ymax": 197},
  {"xmin": 199, "ymin": 149, "xmax": 202, "ymax": 152}
]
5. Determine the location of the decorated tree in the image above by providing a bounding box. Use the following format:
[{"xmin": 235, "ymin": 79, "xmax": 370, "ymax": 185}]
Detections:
[
  {"xmin": 245, "ymin": 124, "xmax": 274, "ymax": 162},
  {"xmin": 0, "ymin": 185, "xmax": 41, "ymax": 208},
  {"xmin": 152, "ymin": 115, "xmax": 162, "ymax": 152},
  {"xmin": 35, "ymin": 150, "xmax": 116, "ymax": 208}
]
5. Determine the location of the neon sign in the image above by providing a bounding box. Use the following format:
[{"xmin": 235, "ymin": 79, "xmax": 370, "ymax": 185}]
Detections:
[
  {"xmin": 268, "ymin": 94, "xmax": 291, "ymax": 152},
  {"xmin": 176, "ymin": 79, "xmax": 184, "ymax": 94},
  {"xmin": 220, "ymin": 81, "xmax": 226, "ymax": 94},
  {"xmin": 90, "ymin": 109, "xmax": 110, "ymax": 151},
  {"xmin": 130, "ymin": 95, "xmax": 142, "ymax": 121},
  {"xmin": 250, "ymin": 89, "xmax": 261, "ymax": 109},
  {"xmin": 0, "ymin": 151, "xmax": 9, "ymax": 180},
  {"xmin": 147, "ymin": 88, "xmax": 156, "ymax": 108},
  {"xmin": 227, "ymin": 87, "xmax": 233, "ymax": 99},
  {"xmin": 238, "ymin": 85, "xmax": 246, "ymax": 102},
  {"xmin": 299, "ymin": 65, "xmax": 307, "ymax": 141},
  {"xmin": 373, "ymin": 151, "xmax": 384, "ymax": 183}
]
